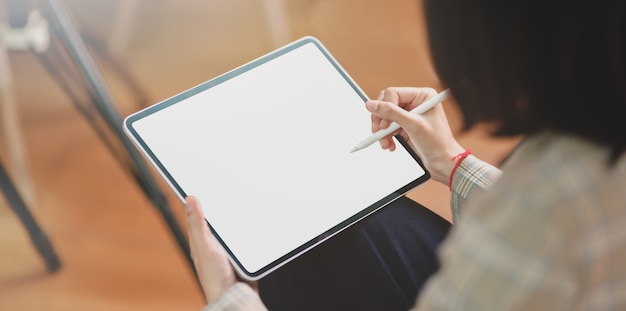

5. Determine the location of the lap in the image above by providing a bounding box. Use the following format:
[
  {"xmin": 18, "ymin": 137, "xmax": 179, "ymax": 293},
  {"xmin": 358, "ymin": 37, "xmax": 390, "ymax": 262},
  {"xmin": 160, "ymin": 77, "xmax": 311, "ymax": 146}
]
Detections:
[{"xmin": 258, "ymin": 196, "xmax": 451, "ymax": 311}]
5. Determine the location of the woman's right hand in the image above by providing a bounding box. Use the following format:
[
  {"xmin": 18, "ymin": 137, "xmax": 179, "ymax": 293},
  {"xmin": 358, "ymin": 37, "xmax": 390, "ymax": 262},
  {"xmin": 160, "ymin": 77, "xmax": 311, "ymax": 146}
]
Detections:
[{"xmin": 366, "ymin": 87, "xmax": 465, "ymax": 185}]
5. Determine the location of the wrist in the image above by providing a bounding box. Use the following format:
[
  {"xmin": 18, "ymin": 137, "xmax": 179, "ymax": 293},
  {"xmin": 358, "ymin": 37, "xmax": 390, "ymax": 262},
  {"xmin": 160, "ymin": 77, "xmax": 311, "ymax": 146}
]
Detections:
[
  {"xmin": 448, "ymin": 149, "xmax": 472, "ymax": 190},
  {"xmin": 426, "ymin": 146, "xmax": 466, "ymax": 185}
]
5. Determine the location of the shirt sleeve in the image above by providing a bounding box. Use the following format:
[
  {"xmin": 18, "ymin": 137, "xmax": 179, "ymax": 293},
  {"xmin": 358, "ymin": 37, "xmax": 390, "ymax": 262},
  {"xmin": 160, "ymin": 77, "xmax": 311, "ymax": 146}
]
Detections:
[
  {"xmin": 202, "ymin": 283, "xmax": 267, "ymax": 311},
  {"xmin": 449, "ymin": 155, "xmax": 502, "ymax": 222}
]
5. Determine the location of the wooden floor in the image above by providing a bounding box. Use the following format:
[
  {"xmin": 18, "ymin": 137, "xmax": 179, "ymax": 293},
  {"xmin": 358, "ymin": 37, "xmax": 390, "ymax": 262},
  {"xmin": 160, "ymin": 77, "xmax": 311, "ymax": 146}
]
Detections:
[{"xmin": 0, "ymin": 1, "xmax": 519, "ymax": 310}]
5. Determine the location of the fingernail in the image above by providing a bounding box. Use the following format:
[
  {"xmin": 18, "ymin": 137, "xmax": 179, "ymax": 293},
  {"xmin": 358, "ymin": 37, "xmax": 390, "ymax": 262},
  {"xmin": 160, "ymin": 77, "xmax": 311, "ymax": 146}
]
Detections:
[
  {"xmin": 184, "ymin": 197, "xmax": 193, "ymax": 212},
  {"xmin": 366, "ymin": 101, "xmax": 379, "ymax": 111}
]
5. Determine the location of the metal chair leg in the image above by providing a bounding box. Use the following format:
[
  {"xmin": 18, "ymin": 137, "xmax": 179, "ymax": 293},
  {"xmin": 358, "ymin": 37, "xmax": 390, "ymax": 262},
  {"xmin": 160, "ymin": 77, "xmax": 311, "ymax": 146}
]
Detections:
[{"xmin": 0, "ymin": 158, "xmax": 61, "ymax": 273}]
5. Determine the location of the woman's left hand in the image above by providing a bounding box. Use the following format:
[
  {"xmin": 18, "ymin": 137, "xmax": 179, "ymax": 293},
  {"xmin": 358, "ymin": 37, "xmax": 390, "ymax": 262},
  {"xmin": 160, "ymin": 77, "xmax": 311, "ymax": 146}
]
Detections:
[{"xmin": 184, "ymin": 196, "xmax": 239, "ymax": 303}]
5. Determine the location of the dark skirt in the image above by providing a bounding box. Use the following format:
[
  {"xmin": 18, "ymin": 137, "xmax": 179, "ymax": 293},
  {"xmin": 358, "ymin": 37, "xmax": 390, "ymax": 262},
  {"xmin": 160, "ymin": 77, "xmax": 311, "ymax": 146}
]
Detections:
[{"xmin": 258, "ymin": 196, "xmax": 451, "ymax": 311}]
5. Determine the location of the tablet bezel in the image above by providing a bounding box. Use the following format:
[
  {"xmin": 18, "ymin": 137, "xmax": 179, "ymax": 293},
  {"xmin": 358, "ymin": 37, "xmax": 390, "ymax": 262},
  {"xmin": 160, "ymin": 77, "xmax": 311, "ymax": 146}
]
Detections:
[{"xmin": 123, "ymin": 36, "xmax": 430, "ymax": 280}]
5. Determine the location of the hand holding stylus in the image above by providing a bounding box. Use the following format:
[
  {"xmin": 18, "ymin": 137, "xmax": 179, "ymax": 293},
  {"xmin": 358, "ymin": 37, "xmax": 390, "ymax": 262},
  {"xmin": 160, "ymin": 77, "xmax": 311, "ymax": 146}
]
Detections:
[
  {"xmin": 351, "ymin": 89, "xmax": 451, "ymax": 152},
  {"xmin": 359, "ymin": 87, "xmax": 466, "ymax": 185}
]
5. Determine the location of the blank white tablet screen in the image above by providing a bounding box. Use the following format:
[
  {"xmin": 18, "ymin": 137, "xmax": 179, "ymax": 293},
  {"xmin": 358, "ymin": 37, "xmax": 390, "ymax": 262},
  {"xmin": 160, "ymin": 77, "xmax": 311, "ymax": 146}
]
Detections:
[{"xmin": 129, "ymin": 40, "xmax": 426, "ymax": 276}]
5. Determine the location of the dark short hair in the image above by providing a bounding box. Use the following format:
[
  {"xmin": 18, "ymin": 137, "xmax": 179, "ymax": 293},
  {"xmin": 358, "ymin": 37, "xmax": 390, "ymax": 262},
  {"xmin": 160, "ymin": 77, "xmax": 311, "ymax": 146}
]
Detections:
[{"xmin": 424, "ymin": 0, "xmax": 626, "ymax": 160}]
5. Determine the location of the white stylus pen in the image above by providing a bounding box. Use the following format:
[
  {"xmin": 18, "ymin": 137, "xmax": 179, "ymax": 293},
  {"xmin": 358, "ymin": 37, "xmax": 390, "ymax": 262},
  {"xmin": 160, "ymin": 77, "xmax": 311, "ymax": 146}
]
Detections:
[{"xmin": 350, "ymin": 89, "xmax": 451, "ymax": 153}]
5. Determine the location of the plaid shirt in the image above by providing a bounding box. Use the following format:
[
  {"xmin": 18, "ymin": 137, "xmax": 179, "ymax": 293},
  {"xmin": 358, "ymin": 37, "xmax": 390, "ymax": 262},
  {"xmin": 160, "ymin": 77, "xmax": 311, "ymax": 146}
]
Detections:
[
  {"xmin": 204, "ymin": 131, "xmax": 626, "ymax": 310},
  {"xmin": 416, "ymin": 131, "xmax": 626, "ymax": 310},
  {"xmin": 202, "ymin": 283, "xmax": 266, "ymax": 311}
]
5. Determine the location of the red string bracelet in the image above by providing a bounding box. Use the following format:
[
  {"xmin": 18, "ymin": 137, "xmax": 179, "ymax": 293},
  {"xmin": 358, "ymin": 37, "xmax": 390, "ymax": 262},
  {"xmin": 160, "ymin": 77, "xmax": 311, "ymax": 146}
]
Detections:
[{"xmin": 449, "ymin": 149, "xmax": 471, "ymax": 191}]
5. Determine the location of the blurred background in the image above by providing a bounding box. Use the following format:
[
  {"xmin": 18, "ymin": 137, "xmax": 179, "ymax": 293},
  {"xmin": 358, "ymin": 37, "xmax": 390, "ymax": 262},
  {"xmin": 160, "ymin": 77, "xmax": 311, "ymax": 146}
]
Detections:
[{"xmin": 0, "ymin": 0, "xmax": 519, "ymax": 310}]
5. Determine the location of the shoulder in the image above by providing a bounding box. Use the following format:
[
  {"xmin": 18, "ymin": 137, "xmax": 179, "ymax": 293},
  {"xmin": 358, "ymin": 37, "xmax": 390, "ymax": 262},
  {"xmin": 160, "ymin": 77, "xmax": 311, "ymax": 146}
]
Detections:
[
  {"xmin": 421, "ymin": 131, "xmax": 626, "ymax": 310},
  {"xmin": 469, "ymin": 130, "xmax": 626, "ymax": 278},
  {"xmin": 473, "ymin": 131, "xmax": 626, "ymax": 308},
  {"xmin": 455, "ymin": 130, "xmax": 626, "ymax": 265},
  {"xmin": 487, "ymin": 131, "xmax": 626, "ymax": 215}
]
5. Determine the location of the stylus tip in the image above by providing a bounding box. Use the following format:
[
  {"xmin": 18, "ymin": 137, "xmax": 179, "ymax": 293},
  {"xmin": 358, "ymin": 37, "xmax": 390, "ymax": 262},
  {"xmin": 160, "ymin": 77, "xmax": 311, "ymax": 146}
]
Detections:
[{"xmin": 350, "ymin": 146, "xmax": 360, "ymax": 153}]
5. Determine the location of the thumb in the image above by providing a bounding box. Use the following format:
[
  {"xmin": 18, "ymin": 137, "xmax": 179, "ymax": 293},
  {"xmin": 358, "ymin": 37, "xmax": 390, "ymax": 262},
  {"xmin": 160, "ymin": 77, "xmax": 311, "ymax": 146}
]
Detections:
[
  {"xmin": 184, "ymin": 196, "xmax": 212, "ymax": 258},
  {"xmin": 366, "ymin": 100, "xmax": 418, "ymax": 130},
  {"xmin": 184, "ymin": 196, "xmax": 207, "ymax": 237}
]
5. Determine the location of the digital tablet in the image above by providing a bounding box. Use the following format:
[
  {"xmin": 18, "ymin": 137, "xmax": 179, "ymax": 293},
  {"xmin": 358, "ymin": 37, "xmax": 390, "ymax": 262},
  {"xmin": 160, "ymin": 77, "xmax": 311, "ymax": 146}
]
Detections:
[{"xmin": 123, "ymin": 36, "xmax": 429, "ymax": 280}]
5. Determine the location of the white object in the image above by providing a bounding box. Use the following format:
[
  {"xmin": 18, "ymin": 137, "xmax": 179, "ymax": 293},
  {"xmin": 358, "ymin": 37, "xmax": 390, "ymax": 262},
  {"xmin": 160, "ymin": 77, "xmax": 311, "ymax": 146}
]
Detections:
[{"xmin": 0, "ymin": 10, "xmax": 50, "ymax": 53}]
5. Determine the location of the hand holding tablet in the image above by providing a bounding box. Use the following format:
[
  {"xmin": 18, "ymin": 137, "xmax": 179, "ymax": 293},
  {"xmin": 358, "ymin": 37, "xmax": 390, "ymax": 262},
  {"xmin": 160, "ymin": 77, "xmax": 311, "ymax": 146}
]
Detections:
[{"xmin": 123, "ymin": 36, "xmax": 429, "ymax": 280}]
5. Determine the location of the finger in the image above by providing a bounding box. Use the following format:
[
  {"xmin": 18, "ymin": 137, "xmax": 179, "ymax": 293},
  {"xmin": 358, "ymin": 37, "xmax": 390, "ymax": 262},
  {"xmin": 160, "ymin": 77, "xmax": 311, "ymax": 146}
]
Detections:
[
  {"xmin": 367, "ymin": 100, "xmax": 390, "ymax": 149},
  {"xmin": 184, "ymin": 197, "xmax": 223, "ymax": 261},
  {"xmin": 379, "ymin": 88, "xmax": 401, "ymax": 130},
  {"xmin": 366, "ymin": 101, "xmax": 405, "ymax": 150},
  {"xmin": 367, "ymin": 101, "xmax": 419, "ymax": 151},
  {"xmin": 185, "ymin": 196, "xmax": 208, "ymax": 242},
  {"xmin": 378, "ymin": 88, "xmax": 404, "ymax": 150},
  {"xmin": 370, "ymin": 108, "xmax": 381, "ymax": 133},
  {"xmin": 380, "ymin": 87, "xmax": 400, "ymax": 103},
  {"xmin": 387, "ymin": 87, "xmax": 438, "ymax": 110},
  {"xmin": 372, "ymin": 90, "xmax": 386, "ymax": 130},
  {"xmin": 366, "ymin": 100, "xmax": 421, "ymax": 134},
  {"xmin": 367, "ymin": 100, "xmax": 385, "ymax": 149}
]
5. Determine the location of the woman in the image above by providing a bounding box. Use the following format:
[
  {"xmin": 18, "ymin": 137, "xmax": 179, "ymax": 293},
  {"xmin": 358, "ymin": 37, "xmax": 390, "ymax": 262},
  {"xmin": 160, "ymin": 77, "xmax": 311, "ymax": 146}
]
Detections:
[{"xmin": 185, "ymin": 0, "xmax": 626, "ymax": 309}]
